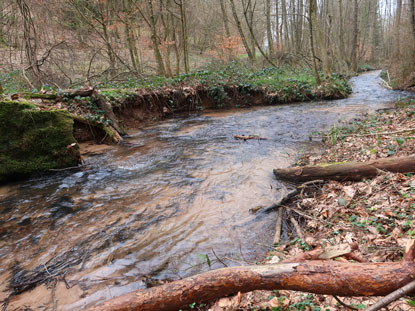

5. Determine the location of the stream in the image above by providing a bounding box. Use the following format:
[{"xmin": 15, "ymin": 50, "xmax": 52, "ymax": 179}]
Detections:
[{"xmin": 0, "ymin": 71, "xmax": 410, "ymax": 310}]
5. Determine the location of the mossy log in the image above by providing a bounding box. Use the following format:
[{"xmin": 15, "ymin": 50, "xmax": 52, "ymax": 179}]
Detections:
[
  {"xmin": 14, "ymin": 88, "xmax": 94, "ymax": 100},
  {"xmin": 274, "ymin": 155, "xmax": 415, "ymax": 182},
  {"xmin": 90, "ymin": 90, "xmax": 126, "ymax": 135},
  {"xmin": 14, "ymin": 88, "xmax": 126, "ymax": 136},
  {"xmin": 0, "ymin": 101, "xmax": 81, "ymax": 182},
  {"xmin": 71, "ymin": 114, "xmax": 122, "ymax": 144},
  {"xmin": 86, "ymin": 260, "xmax": 415, "ymax": 311}
]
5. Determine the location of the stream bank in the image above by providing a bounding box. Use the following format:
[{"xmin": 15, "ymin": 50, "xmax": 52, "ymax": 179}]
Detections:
[
  {"xmin": 204, "ymin": 100, "xmax": 415, "ymax": 311},
  {"xmin": 0, "ymin": 67, "xmax": 351, "ymax": 182}
]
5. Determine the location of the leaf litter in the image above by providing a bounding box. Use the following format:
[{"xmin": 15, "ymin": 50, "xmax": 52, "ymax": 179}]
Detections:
[{"xmin": 204, "ymin": 100, "xmax": 415, "ymax": 311}]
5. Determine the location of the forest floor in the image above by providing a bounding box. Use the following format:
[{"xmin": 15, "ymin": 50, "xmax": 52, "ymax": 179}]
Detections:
[{"xmin": 203, "ymin": 99, "xmax": 415, "ymax": 310}]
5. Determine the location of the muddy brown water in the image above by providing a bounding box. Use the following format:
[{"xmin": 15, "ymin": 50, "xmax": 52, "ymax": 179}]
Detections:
[{"xmin": 0, "ymin": 71, "xmax": 411, "ymax": 310}]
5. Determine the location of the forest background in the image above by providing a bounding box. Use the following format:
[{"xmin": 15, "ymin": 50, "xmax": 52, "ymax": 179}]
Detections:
[{"xmin": 0, "ymin": 0, "xmax": 414, "ymax": 92}]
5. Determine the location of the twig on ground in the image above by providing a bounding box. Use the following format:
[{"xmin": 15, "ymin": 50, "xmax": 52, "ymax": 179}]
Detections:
[
  {"xmin": 289, "ymin": 215, "xmax": 304, "ymax": 241},
  {"xmin": 333, "ymin": 296, "xmax": 359, "ymax": 310},
  {"xmin": 273, "ymin": 207, "xmax": 284, "ymax": 245},
  {"xmin": 211, "ymin": 248, "xmax": 228, "ymax": 267},
  {"xmin": 366, "ymin": 281, "xmax": 415, "ymax": 311}
]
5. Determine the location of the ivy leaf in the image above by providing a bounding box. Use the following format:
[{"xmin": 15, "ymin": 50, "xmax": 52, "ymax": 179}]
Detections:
[{"xmin": 338, "ymin": 197, "xmax": 347, "ymax": 206}]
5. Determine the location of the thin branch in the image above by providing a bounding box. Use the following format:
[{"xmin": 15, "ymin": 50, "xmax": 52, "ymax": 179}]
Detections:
[
  {"xmin": 333, "ymin": 296, "xmax": 358, "ymax": 310},
  {"xmin": 366, "ymin": 281, "xmax": 415, "ymax": 311}
]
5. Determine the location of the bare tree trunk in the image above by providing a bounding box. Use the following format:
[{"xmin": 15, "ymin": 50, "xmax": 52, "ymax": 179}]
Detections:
[
  {"xmin": 229, "ymin": 0, "xmax": 254, "ymax": 62},
  {"xmin": 411, "ymin": 0, "xmax": 415, "ymax": 61},
  {"xmin": 102, "ymin": 21, "xmax": 116, "ymax": 78},
  {"xmin": 266, "ymin": 0, "xmax": 274, "ymax": 56},
  {"xmin": 219, "ymin": 0, "xmax": 231, "ymax": 38},
  {"xmin": 350, "ymin": 0, "xmax": 359, "ymax": 72},
  {"xmin": 148, "ymin": 0, "xmax": 166, "ymax": 75},
  {"xmin": 310, "ymin": 0, "xmax": 331, "ymax": 79},
  {"xmin": 308, "ymin": 0, "xmax": 321, "ymax": 85},
  {"xmin": 338, "ymin": 0, "xmax": 348, "ymax": 67},
  {"xmin": 178, "ymin": 0, "xmax": 189, "ymax": 73},
  {"xmin": 125, "ymin": 20, "xmax": 139, "ymax": 72},
  {"xmin": 394, "ymin": 0, "xmax": 402, "ymax": 60},
  {"xmin": 281, "ymin": 0, "xmax": 290, "ymax": 51},
  {"xmin": 17, "ymin": 0, "xmax": 41, "ymax": 87}
]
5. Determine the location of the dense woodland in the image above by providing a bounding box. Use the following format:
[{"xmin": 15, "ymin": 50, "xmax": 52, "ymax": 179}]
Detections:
[{"xmin": 0, "ymin": 0, "xmax": 415, "ymax": 90}]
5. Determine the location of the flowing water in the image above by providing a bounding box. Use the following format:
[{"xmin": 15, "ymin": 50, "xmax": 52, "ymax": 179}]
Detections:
[{"xmin": 0, "ymin": 71, "xmax": 410, "ymax": 310}]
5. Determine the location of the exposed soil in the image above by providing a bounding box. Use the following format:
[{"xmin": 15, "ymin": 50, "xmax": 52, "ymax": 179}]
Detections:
[{"xmin": 113, "ymin": 84, "xmax": 349, "ymax": 130}]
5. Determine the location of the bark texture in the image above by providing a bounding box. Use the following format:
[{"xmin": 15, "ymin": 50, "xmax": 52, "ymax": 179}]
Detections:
[
  {"xmin": 85, "ymin": 261, "xmax": 415, "ymax": 311},
  {"xmin": 274, "ymin": 155, "xmax": 415, "ymax": 182}
]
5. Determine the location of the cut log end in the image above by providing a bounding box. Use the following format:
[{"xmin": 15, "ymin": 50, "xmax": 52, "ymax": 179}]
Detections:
[{"xmin": 274, "ymin": 155, "xmax": 415, "ymax": 183}]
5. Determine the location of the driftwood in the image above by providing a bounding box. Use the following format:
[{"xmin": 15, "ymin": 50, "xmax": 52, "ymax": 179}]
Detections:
[
  {"xmin": 234, "ymin": 135, "xmax": 267, "ymax": 141},
  {"xmin": 86, "ymin": 259, "xmax": 415, "ymax": 311},
  {"xmin": 274, "ymin": 155, "xmax": 415, "ymax": 182}
]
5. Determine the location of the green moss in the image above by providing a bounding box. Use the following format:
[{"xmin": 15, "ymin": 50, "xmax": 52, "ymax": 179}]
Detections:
[
  {"xmin": 317, "ymin": 161, "xmax": 348, "ymax": 167},
  {"xmin": 0, "ymin": 101, "xmax": 81, "ymax": 182}
]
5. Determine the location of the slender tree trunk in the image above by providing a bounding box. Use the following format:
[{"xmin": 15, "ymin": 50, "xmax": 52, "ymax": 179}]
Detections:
[
  {"xmin": 171, "ymin": 17, "xmax": 180, "ymax": 75},
  {"xmin": 308, "ymin": 0, "xmax": 321, "ymax": 85},
  {"xmin": 266, "ymin": 0, "xmax": 274, "ymax": 56},
  {"xmin": 219, "ymin": 0, "xmax": 231, "ymax": 38},
  {"xmin": 338, "ymin": 0, "xmax": 347, "ymax": 66},
  {"xmin": 125, "ymin": 21, "xmax": 139, "ymax": 72},
  {"xmin": 281, "ymin": 0, "xmax": 289, "ymax": 51},
  {"xmin": 410, "ymin": 0, "xmax": 415, "ymax": 61},
  {"xmin": 102, "ymin": 22, "xmax": 116, "ymax": 78},
  {"xmin": 229, "ymin": 0, "xmax": 254, "ymax": 62},
  {"xmin": 179, "ymin": 0, "xmax": 189, "ymax": 73},
  {"xmin": 17, "ymin": 0, "xmax": 41, "ymax": 86},
  {"xmin": 350, "ymin": 0, "xmax": 359, "ymax": 72},
  {"xmin": 394, "ymin": 0, "xmax": 402, "ymax": 60},
  {"xmin": 311, "ymin": 0, "xmax": 331, "ymax": 79},
  {"xmin": 296, "ymin": 0, "xmax": 304, "ymax": 51},
  {"xmin": 275, "ymin": 0, "xmax": 280, "ymax": 50},
  {"xmin": 147, "ymin": 0, "xmax": 166, "ymax": 75}
]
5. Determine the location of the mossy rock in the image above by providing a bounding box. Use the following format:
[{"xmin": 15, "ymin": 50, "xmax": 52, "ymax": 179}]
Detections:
[{"xmin": 0, "ymin": 101, "xmax": 81, "ymax": 182}]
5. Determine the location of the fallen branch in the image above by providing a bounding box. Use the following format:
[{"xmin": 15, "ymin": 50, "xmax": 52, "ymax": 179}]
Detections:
[
  {"xmin": 85, "ymin": 260, "xmax": 415, "ymax": 311},
  {"xmin": 234, "ymin": 135, "xmax": 267, "ymax": 141},
  {"xmin": 12, "ymin": 87, "xmax": 94, "ymax": 100},
  {"xmin": 251, "ymin": 180, "xmax": 325, "ymax": 214},
  {"xmin": 366, "ymin": 281, "xmax": 415, "ymax": 311},
  {"xmin": 289, "ymin": 216, "xmax": 304, "ymax": 241},
  {"xmin": 333, "ymin": 296, "xmax": 358, "ymax": 310},
  {"xmin": 273, "ymin": 207, "xmax": 284, "ymax": 245},
  {"xmin": 274, "ymin": 155, "xmax": 415, "ymax": 182}
]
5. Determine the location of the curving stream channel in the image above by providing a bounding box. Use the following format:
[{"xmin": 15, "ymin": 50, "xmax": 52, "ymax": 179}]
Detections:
[{"xmin": 0, "ymin": 71, "xmax": 410, "ymax": 310}]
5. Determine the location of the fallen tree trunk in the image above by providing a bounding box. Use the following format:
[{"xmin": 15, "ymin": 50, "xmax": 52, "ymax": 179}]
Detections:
[
  {"xmin": 13, "ymin": 88, "xmax": 94, "ymax": 100},
  {"xmin": 72, "ymin": 114, "xmax": 122, "ymax": 144},
  {"xmin": 86, "ymin": 261, "xmax": 415, "ymax": 311},
  {"xmin": 274, "ymin": 155, "xmax": 415, "ymax": 182},
  {"xmin": 13, "ymin": 87, "xmax": 126, "ymax": 136}
]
